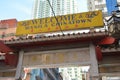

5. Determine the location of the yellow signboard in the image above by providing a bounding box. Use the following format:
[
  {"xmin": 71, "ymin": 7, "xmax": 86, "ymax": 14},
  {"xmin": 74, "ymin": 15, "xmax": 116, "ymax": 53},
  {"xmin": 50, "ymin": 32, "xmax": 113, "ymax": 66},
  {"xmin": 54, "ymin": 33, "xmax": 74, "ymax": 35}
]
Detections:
[{"xmin": 16, "ymin": 10, "xmax": 104, "ymax": 36}]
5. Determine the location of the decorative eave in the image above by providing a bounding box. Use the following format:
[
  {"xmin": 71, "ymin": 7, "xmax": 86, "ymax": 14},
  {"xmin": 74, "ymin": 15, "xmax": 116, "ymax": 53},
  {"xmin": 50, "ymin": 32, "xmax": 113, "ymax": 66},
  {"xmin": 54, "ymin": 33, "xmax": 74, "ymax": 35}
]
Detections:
[
  {"xmin": 5, "ymin": 31, "xmax": 108, "ymax": 44},
  {"xmin": 101, "ymin": 47, "xmax": 120, "ymax": 57},
  {"xmin": 102, "ymin": 47, "xmax": 120, "ymax": 53}
]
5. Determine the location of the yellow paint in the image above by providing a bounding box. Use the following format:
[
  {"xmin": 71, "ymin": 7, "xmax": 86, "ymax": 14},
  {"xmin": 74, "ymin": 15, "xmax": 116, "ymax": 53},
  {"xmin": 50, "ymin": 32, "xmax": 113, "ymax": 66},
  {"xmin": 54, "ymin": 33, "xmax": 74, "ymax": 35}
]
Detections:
[
  {"xmin": 57, "ymin": 53, "xmax": 64, "ymax": 63},
  {"xmin": 45, "ymin": 54, "xmax": 50, "ymax": 64},
  {"xmin": 31, "ymin": 56, "xmax": 37, "ymax": 61}
]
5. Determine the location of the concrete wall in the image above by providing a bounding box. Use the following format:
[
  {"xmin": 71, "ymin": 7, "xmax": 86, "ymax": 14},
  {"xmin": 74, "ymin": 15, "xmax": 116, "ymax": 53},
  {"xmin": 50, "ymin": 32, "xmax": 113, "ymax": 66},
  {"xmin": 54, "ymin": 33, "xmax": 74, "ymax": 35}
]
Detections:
[{"xmin": 0, "ymin": 19, "xmax": 17, "ymax": 40}]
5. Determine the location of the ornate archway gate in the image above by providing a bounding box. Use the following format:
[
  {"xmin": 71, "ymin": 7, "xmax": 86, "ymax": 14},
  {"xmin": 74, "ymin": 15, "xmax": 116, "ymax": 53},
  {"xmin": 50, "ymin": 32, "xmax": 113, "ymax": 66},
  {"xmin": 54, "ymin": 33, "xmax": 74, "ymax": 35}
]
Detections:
[
  {"xmin": 16, "ymin": 43, "xmax": 99, "ymax": 80},
  {"xmin": 4, "ymin": 31, "xmax": 118, "ymax": 80}
]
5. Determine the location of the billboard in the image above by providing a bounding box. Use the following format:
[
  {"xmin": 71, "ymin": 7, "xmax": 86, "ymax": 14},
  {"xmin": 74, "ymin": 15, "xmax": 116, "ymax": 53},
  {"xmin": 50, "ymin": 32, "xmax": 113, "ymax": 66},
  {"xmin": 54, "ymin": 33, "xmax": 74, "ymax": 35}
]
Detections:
[{"xmin": 16, "ymin": 10, "xmax": 104, "ymax": 36}]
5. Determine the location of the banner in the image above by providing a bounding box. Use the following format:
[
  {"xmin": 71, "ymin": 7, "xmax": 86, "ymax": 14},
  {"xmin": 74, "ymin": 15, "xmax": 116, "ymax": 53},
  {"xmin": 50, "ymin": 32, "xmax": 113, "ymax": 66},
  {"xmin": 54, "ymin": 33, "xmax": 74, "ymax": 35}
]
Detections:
[
  {"xmin": 16, "ymin": 10, "xmax": 104, "ymax": 36},
  {"xmin": 106, "ymin": 0, "xmax": 118, "ymax": 15}
]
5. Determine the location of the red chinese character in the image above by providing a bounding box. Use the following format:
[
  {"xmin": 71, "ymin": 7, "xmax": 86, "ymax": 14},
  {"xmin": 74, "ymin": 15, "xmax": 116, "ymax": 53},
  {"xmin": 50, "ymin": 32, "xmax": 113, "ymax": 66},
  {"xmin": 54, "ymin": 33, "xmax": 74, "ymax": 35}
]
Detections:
[
  {"xmin": 48, "ymin": 28, "xmax": 50, "ymax": 30},
  {"xmin": 56, "ymin": 26, "xmax": 59, "ymax": 30},
  {"xmin": 31, "ymin": 29, "xmax": 33, "ymax": 32},
  {"xmin": 65, "ymin": 26, "xmax": 69, "ymax": 28},
  {"xmin": 75, "ymin": 24, "xmax": 78, "ymax": 27}
]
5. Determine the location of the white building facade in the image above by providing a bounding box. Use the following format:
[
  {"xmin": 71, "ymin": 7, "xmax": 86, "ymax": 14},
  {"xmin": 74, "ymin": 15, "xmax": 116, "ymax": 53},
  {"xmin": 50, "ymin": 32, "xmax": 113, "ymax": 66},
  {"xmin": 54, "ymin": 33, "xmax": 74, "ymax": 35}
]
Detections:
[
  {"xmin": 59, "ymin": 67, "xmax": 83, "ymax": 80},
  {"xmin": 87, "ymin": 0, "xmax": 120, "ymax": 16},
  {"xmin": 32, "ymin": 0, "xmax": 78, "ymax": 18}
]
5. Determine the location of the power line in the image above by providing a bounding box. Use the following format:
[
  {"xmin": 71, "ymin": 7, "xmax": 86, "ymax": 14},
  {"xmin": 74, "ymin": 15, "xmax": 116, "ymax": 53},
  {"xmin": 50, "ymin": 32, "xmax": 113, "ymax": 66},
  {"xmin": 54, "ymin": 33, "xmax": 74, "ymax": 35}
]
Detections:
[{"xmin": 46, "ymin": 0, "xmax": 64, "ymax": 35}]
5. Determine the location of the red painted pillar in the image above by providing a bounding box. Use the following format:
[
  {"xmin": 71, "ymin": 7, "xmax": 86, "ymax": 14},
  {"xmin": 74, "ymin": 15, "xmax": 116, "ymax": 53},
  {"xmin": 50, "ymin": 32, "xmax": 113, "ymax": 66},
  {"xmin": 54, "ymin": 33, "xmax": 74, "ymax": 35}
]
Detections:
[
  {"xmin": 95, "ymin": 46, "xmax": 102, "ymax": 61},
  {"xmin": 5, "ymin": 54, "xmax": 18, "ymax": 66}
]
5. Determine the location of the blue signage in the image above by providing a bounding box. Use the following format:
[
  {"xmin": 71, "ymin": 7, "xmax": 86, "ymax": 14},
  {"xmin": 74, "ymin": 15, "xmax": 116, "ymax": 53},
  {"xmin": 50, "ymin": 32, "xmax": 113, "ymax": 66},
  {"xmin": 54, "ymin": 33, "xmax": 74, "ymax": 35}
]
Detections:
[{"xmin": 106, "ymin": 0, "xmax": 119, "ymax": 15}]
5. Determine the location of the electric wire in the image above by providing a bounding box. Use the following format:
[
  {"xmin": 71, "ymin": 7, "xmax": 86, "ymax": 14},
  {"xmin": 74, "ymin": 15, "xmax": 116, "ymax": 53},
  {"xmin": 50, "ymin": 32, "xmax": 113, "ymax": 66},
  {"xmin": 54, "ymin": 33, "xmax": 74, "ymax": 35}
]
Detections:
[{"xmin": 46, "ymin": 0, "xmax": 64, "ymax": 35}]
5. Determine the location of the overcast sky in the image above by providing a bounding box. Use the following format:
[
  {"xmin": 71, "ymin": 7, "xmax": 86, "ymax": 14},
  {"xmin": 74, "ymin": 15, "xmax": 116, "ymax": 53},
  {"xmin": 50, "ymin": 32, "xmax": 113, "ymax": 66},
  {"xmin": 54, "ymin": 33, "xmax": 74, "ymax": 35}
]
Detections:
[{"xmin": 0, "ymin": 0, "xmax": 88, "ymax": 21}]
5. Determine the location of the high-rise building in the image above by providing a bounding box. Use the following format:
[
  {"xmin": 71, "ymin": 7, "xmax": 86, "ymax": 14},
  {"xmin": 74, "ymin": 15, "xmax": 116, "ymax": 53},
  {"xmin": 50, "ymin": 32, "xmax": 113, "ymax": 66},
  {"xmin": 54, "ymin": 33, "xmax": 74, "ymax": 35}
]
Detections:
[
  {"xmin": 32, "ymin": 0, "xmax": 78, "ymax": 18},
  {"xmin": 87, "ymin": 0, "xmax": 120, "ymax": 16},
  {"xmin": 59, "ymin": 67, "xmax": 83, "ymax": 80}
]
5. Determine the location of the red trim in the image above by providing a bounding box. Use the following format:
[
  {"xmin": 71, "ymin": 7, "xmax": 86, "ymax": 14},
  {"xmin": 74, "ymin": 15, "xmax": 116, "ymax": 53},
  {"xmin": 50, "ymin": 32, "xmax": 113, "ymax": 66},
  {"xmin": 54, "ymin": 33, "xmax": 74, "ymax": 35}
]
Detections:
[
  {"xmin": 0, "ymin": 41, "xmax": 13, "ymax": 53},
  {"xmin": 5, "ymin": 54, "xmax": 18, "ymax": 66},
  {"xmin": 95, "ymin": 46, "xmax": 102, "ymax": 61},
  {"xmin": 98, "ymin": 37, "xmax": 115, "ymax": 45}
]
